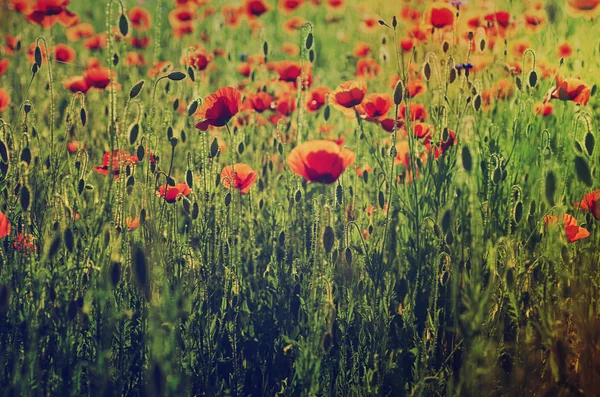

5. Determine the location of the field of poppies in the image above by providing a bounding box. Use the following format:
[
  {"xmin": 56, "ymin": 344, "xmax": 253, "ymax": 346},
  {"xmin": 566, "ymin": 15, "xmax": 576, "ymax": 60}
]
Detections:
[{"xmin": 0, "ymin": 0, "xmax": 599, "ymax": 395}]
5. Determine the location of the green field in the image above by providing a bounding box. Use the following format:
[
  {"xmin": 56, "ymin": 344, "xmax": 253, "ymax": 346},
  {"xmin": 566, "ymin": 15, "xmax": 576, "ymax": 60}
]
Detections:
[{"xmin": 0, "ymin": 0, "xmax": 599, "ymax": 395}]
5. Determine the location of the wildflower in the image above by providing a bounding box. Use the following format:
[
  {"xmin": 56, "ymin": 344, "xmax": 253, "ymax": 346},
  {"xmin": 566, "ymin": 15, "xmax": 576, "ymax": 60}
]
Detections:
[
  {"xmin": 157, "ymin": 182, "xmax": 192, "ymax": 203},
  {"xmin": 283, "ymin": 16, "xmax": 308, "ymax": 34},
  {"xmin": 180, "ymin": 46, "xmax": 213, "ymax": 71},
  {"xmin": 63, "ymin": 76, "xmax": 89, "ymax": 93},
  {"xmin": 355, "ymin": 58, "xmax": 380, "ymax": 79},
  {"xmin": 286, "ymin": 140, "xmax": 355, "ymax": 184},
  {"xmin": 0, "ymin": 212, "xmax": 10, "ymax": 238},
  {"xmin": 83, "ymin": 66, "xmax": 115, "ymax": 90},
  {"xmin": 244, "ymin": 0, "xmax": 271, "ymax": 18},
  {"xmin": 243, "ymin": 91, "xmax": 273, "ymax": 113},
  {"xmin": 399, "ymin": 37, "xmax": 414, "ymax": 52},
  {"xmin": 0, "ymin": 89, "xmax": 10, "ymax": 113},
  {"xmin": 399, "ymin": 103, "xmax": 428, "ymax": 122},
  {"xmin": 353, "ymin": 42, "xmax": 372, "ymax": 58},
  {"xmin": 128, "ymin": 6, "xmax": 152, "ymax": 31},
  {"xmin": 547, "ymin": 76, "xmax": 591, "ymax": 106},
  {"xmin": 533, "ymin": 102, "xmax": 553, "ymax": 117},
  {"xmin": 406, "ymin": 79, "xmax": 427, "ymax": 98},
  {"xmin": 557, "ymin": 41, "xmax": 573, "ymax": 58},
  {"xmin": 359, "ymin": 93, "xmax": 393, "ymax": 121},
  {"xmin": 279, "ymin": 0, "xmax": 304, "ymax": 14},
  {"xmin": 195, "ymin": 87, "xmax": 242, "ymax": 131},
  {"xmin": 66, "ymin": 22, "xmax": 94, "ymax": 41},
  {"xmin": 306, "ymin": 86, "xmax": 330, "ymax": 112},
  {"xmin": 424, "ymin": 2, "xmax": 456, "ymax": 29},
  {"xmin": 543, "ymin": 214, "xmax": 590, "ymax": 243},
  {"xmin": 125, "ymin": 52, "xmax": 146, "ymax": 67},
  {"xmin": 575, "ymin": 190, "xmax": 600, "ymax": 220},
  {"xmin": 523, "ymin": 8, "xmax": 547, "ymax": 34},
  {"xmin": 329, "ymin": 80, "xmax": 367, "ymax": 115},
  {"xmin": 54, "ymin": 44, "xmax": 76, "ymax": 64},
  {"xmin": 84, "ymin": 33, "xmax": 108, "ymax": 51},
  {"xmin": 221, "ymin": 163, "xmax": 258, "ymax": 195},
  {"xmin": 126, "ymin": 217, "xmax": 140, "ymax": 230},
  {"xmin": 222, "ymin": 4, "xmax": 243, "ymax": 28},
  {"xmin": 281, "ymin": 42, "xmax": 300, "ymax": 57},
  {"xmin": 0, "ymin": 59, "xmax": 9, "ymax": 77},
  {"xmin": 27, "ymin": 0, "xmax": 79, "ymax": 29},
  {"xmin": 565, "ymin": 0, "xmax": 600, "ymax": 19},
  {"xmin": 94, "ymin": 150, "xmax": 137, "ymax": 177}
]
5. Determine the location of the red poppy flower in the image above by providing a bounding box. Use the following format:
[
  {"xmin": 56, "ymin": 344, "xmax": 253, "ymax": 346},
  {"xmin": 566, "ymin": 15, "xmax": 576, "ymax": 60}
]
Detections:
[
  {"xmin": 533, "ymin": 102, "xmax": 553, "ymax": 117},
  {"xmin": 84, "ymin": 33, "xmax": 108, "ymax": 51},
  {"xmin": 0, "ymin": 89, "xmax": 10, "ymax": 113},
  {"xmin": 399, "ymin": 37, "xmax": 414, "ymax": 52},
  {"xmin": 180, "ymin": 46, "xmax": 213, "ymax": 71},
  {"xmin": 4, "ymin": 35, "xmax": 20, "ymax": 55},
  {"xmin": 126, "ymin": 216, "xmax": 140, "ymax": 231},
  {"xmin": 278, "ymin": 0, "xmax": 304, "ymax": 14},
  {"xmin": 544, "ymin": 214, "xmax": 590, "ymax": 243},
  {"xmin": 359, "ymin": 15, "xmax": 379, "ymax": 33},
  {"xmin": 359, "ymin": 93, "xmax": 393, "ymax": 121},
  {"xmin": 0, "ymin": 212, "xmax": 10, "ymax": 239},
  {"xmin": 406, "ymin": 79, "xmax": 427, "ymax": 98},
  {"xmin": 130, "ymin": 35, "xmax": 151, "ymax": 49},
  {"xmin": 281, "ymin": 42, "xmax": 300, "ymax": 57},
  {"xmin": 221, "ymin": 163, "xmax": 258, "ymax": 195},
  {"xmin": 286, "ymin": 140, "xmax": 356, "ymax": 184},
  {"xmin": 27, "ymin": 0, "xmax": 79, "ymax": 29},
  {"xmin": 434, "ymin": 129, "xmax": 456, "ymax": 159},
  {"xmin": 0, "ymin": 59, "xmax": 9, "ymax": 77},
  {"xmin": 244, "ymin": 0, "xmax": 271, "ymax": 18},
  {"xmin": 273, "ymin": 91, "xmax": 296, "ymax": 116},
  {"xmin": 66, "ymin": 141, "xmax": 80, "ymax": 153},
  {"xmin": 195, "ymin": 87, "xmax": 242, "ymax": 131},
  {"xmin": 565, "ymin": 0, "xmax": 600, "ymax": 19},
  {"xmin": 94, "ymin": 150, "xmax": 137, "ymax": 177},
  {"xmin": 282, "ymin": 16, "xmax": 308, "ymax": 34},
  {"xmin": 84, "ymin": 66, "xmax": 115, "ymax": 90},
  {"xmin": 128, "ymin": 6, "xmax": 152, "ymax": 32},
  {"xmin": 379, "ymin": 116, "xmax": 404, "ymax": 133},
  {"xmin": 575, "ymin": 190, "xmax": 600, "ymax": 220},
  {"xmin": 355, "ymin": 58, "xmax": 380, "ymax": 79},
  {"xmin": 272, "ymin": 60, "xmax": 312, "ymax": 88},
  {"xmin": 400, "ymin": 5, "xmax": 421, "ymax": 22},
  {"xmin": 353, "ymin": 42, "xmax": 371, "ymax": 58},
  {"xmin": 66, "ymin": 22, "xmax": 94, "ymax": 41},
  {"xmin": 63, "ymin": 75, "xmax": 89, "ymax": 93},
  {"xmin": 54, "ymin": 43, "xmax": 76, "ymax": 63},
  {"xmin": 243, "ymin": 91, "xmax": 273, "ymax": 113},
  {"xmin": 484, "ymin": 11, "xmax": 511, "ymax": 28},
  {"xmin": 424, "ymin": 2, "xmax": 455, "ymax": 29},
  {"xmin": 557, "ymin": 41, "xmax": 573, "ymax": 58},
  {"xmin": 125, "ymin": 52, "xmax": 146, "ymax": 67},
  {"xmin": 306, "ymin": 86, "xmax": 330, "ymax": 112},
  {"xmin": 147, "ymin": 61, "xmax": 173, "ymax": 78},
  {"xmin": 399, "ymin": 103, "xmax": 428, "ymax": 122},
  {"xmin": 157, "ymin": 182, "xmax": 192, "ymax": 203},
  {"xmin": 523, "ymin": 9, "xmax": 547, "ymax": 34},
  {"xmin": 169, "ymin": 7, "xmax": 196, "ymax": 36},
  {"xmin": 547, "ymin": 76, "xmax": 591, "ymax": 106},
  {"xmin": 222, "ymin": 4, "xmax": 243, "ymax": 28},
  {"xmin": 329, "ymin": 80, "xmax": 367, "ymax": 115}
]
